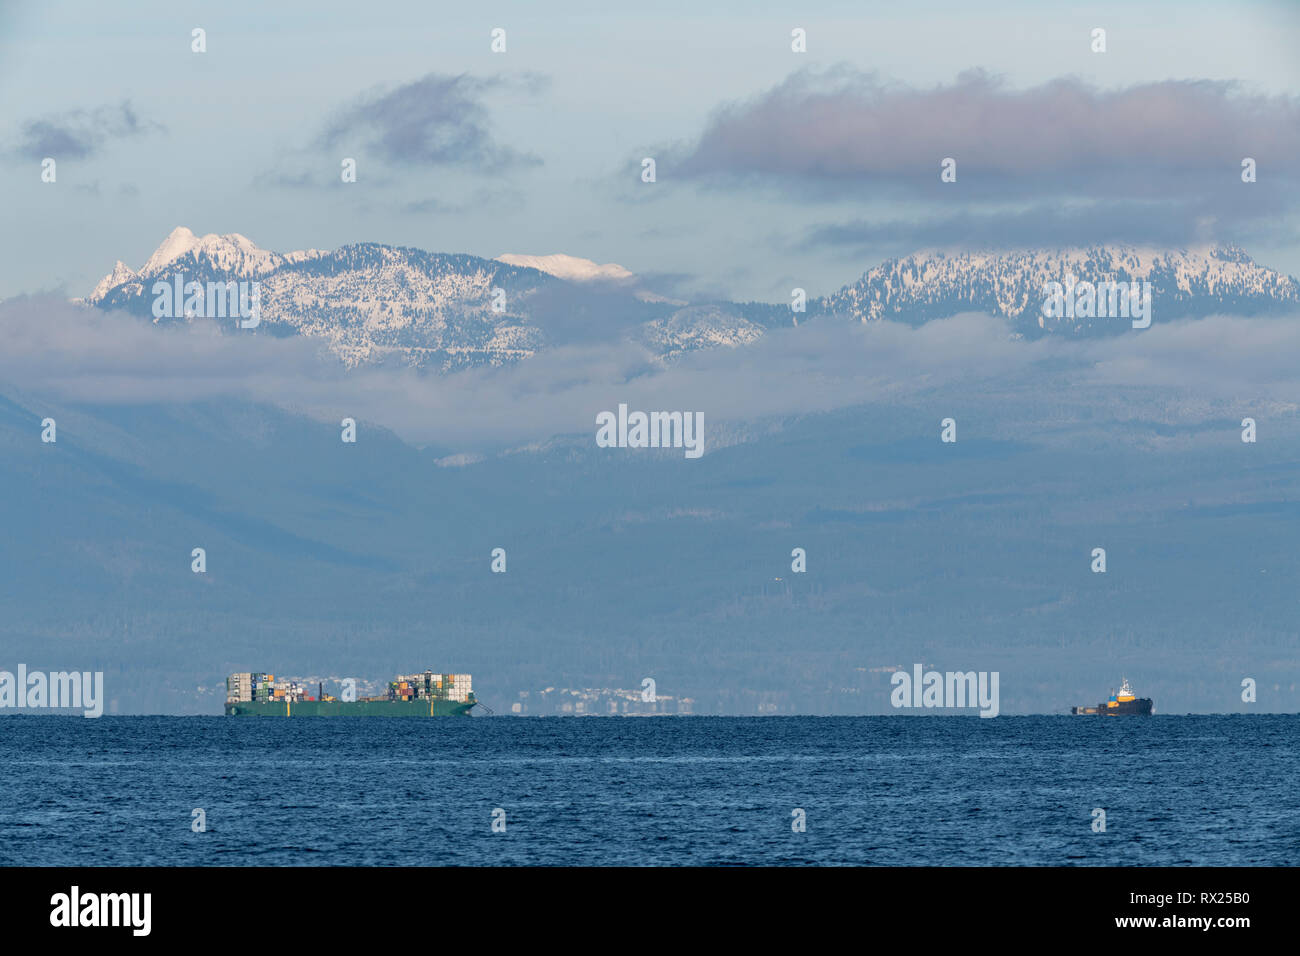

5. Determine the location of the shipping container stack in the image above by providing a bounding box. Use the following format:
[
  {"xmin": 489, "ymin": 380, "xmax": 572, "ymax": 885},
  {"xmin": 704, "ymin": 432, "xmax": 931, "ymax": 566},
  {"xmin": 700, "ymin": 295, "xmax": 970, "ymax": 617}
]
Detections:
[
  {"xmin": 226, "ymin": 672, "xmax": 255, "ymax": 703},
  {"xmin": 253, "ymin": 674, "xmax": 274, "ymax": 704},
  {"xmin": 385, "ymin": 670, "xmax": 472, "ymax": 703},
  {"xmin": 421, "ymin": 672, "xmax": 441, "ymax": 701},
  {"xmin": 387, "ymin": 677, "xmax": 415, "ymax": 702},
  {"xmin": 269, "ymin": 679, "xmax": 305, "ymax": 703},
  {"xmin": 389, "ymin": 673, "xmax": 421, "ymax": 701},
  {"xmin": 446, "ymin": 673, "xmax": 472, "ymax": 703},
  {"xmin": 227, "ymin": 672, "xmax": 309, "ymax": 704}
]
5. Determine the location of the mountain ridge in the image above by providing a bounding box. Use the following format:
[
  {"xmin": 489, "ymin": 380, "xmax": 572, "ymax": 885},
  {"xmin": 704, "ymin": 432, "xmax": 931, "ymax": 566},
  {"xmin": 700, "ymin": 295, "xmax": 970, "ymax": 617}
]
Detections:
[
  {"xmin": 86, "ymin": 228, "xmax": 1300, "ymax": 369},
  {"xmin": 821, "ymin": 243, "xmax": 1300, "ymax": 335}
]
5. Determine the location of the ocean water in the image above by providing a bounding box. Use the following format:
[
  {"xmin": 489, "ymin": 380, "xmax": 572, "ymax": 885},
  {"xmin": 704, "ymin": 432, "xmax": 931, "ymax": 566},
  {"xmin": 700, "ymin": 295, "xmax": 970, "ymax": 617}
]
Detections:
[{"xmin": 0, "ymin": 715, "xmax": 1294, "ymax": 866}]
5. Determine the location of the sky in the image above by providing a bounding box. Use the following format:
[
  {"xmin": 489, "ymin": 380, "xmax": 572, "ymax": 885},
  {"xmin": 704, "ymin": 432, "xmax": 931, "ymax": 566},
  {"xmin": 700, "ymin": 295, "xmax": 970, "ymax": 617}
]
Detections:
[{"xmin": 2, "ymin": 0, "xmax": 1299, "ymax": 303}]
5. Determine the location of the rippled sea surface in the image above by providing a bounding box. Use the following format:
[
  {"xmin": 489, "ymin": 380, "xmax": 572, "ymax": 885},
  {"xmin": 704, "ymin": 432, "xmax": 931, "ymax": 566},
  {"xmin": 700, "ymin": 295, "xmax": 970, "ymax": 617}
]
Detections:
[{"xmin": 1, "ymin": 715, "xmax": 1295, "ymax": 866}]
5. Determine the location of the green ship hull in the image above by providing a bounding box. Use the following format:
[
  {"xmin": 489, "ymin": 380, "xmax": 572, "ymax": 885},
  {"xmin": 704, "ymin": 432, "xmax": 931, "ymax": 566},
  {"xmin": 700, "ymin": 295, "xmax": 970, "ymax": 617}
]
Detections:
[{"xmin": 224, "ymin": 699, "xmax": 475, "ymax": 717}]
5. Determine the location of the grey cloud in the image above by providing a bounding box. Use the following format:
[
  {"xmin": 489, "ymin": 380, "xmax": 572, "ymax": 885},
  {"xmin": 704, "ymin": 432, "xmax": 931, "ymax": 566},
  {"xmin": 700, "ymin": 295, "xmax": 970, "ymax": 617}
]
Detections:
[
  {"xmin": 674, "ymin": 69, "xmax": 1300, "ymax": 196},
  {"xmin": 800, "ymin": 200, "xmax": 1256, "ymax": 256},
  {"xmin": 14, "ymin": 100, "xmax": 164, "ymax": 160},
  {"xmin": 317, "ymin": 72, "xmax": 544, "ymax": 170}
]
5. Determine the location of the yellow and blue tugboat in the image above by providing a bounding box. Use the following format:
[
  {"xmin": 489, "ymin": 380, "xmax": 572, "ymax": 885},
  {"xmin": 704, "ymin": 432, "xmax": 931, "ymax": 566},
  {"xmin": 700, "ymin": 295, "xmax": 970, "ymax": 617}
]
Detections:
[{"xmin": 1071, "ymin": 677, "xmax": 1153, "ymax": 715}]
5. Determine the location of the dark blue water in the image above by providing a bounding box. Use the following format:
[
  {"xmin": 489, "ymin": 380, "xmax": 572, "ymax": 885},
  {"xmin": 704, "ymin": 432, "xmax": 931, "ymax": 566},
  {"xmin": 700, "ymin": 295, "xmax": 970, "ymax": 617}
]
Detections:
[{"xmin": 1, "ymin": 716, "xmax": 1295, "ymax": 866}]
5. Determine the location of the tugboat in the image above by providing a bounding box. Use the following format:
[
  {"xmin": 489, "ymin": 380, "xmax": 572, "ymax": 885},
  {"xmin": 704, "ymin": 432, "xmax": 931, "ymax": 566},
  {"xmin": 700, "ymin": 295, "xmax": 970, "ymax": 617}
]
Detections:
[{"xmin": 1071, "ymin": 677, "xmax": 1153, "ymax": 715}]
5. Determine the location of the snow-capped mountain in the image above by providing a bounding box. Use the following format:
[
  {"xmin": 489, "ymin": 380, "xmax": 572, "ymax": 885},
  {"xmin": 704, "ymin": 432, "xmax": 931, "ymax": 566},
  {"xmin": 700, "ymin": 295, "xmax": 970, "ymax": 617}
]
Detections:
[
  {"xmin": 89, "ymin": 259, "xmax": 140, "ymax": 303},
  {"xmin": 495, "ymin": 253, "xmax": 633, "ymax": 283},
  {"xmin": 819, "ymin": 245, "xmax": 1300, "ymax": 335},
  {"xmin": 87, "ymin": 230, "xmax": 1300, "ymax": 370},
  {"xmin": 88, "ymin": 228, "xmax": 764, "ymax": 369},
  {"xmin": 89, "ymin": 227, "xmax": 326, "ymax": 304},
  {"xmin": 90, "ymin": 229, "xmax": 570, "ymax": 368}
]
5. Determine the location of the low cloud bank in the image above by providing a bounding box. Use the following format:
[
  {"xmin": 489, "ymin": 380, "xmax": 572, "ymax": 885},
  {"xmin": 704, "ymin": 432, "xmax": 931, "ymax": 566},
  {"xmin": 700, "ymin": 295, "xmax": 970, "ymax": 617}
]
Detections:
[{"xmin": 1, "ymin": 296, "xmax": 1296, "ymax": 448}]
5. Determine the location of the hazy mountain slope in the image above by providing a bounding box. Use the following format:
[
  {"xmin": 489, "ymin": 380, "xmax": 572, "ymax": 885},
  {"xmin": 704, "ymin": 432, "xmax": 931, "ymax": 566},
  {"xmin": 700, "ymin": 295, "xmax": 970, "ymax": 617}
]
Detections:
[{"xmin": 3, "ymin": 383, "xmax": 1297, "ymax": 715}]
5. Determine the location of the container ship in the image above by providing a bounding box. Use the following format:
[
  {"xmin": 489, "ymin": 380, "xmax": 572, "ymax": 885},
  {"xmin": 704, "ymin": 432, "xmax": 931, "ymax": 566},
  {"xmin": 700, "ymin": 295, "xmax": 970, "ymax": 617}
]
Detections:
[
  {"xmin": 1071, "ymin": 677, "xmax": 1153, "ymax": 715},
  {"xmin": 225, "ymin": 670, "xmax": 477, "ymax": 717}
]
